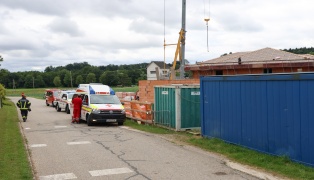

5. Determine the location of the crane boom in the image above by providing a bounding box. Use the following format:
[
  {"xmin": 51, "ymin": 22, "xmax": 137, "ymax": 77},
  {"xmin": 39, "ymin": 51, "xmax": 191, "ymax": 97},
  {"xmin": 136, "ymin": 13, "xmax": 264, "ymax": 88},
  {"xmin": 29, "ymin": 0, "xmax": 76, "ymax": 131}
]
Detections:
[{"xmin": 170, "ymin": 29, "xmax": 185, "ymax": 80}]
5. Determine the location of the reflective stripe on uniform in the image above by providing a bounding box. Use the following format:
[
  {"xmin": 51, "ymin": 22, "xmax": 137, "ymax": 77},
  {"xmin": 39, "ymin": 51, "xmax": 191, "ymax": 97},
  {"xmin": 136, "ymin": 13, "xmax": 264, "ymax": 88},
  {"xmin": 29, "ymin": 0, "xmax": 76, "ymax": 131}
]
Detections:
[{"xmin": 18, "ymin": 99, "xmax": 30, "ymax": 110}]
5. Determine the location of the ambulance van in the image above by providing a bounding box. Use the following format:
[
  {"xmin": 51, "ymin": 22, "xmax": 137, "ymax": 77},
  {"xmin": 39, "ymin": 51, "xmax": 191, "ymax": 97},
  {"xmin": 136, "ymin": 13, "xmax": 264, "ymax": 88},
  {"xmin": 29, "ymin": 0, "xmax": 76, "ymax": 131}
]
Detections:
[{"xmin": 71, "ymin": 84, "xmax": 126, "ymax": 126}]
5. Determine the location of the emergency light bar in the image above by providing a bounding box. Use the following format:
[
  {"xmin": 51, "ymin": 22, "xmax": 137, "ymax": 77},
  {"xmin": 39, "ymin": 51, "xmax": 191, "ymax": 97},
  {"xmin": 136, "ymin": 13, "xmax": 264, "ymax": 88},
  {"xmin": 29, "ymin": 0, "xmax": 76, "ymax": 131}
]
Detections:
[
  {"xmin": 76, "ymin": 84, "xmax": 115, "ymax": 95},
  {"xmin": 89, "ymin": 84, "xmax": 115, "ymax": 95}
]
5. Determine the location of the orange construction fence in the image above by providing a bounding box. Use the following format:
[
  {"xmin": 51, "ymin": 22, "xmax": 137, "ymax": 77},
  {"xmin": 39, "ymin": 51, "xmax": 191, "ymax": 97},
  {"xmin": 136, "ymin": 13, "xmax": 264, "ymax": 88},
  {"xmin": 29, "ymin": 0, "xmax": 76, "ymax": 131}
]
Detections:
[{"xmin": 122, "ymin": 100, "xmax": 153, "ymax": 124}]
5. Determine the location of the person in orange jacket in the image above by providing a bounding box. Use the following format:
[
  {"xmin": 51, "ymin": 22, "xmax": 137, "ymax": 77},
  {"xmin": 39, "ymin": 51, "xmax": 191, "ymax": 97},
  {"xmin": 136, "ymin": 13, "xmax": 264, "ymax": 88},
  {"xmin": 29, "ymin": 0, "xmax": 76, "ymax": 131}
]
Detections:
[{"xmin": 71, "ymin": 94, "xmax": 82, "ymax": 123}]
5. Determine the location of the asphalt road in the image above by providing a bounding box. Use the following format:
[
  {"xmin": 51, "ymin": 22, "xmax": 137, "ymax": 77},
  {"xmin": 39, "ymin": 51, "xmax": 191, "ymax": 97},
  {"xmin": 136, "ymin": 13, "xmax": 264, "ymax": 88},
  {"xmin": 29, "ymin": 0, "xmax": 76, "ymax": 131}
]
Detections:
[{"xmin": 11, "ymin": 97, "xmax": 261, "ymax": 180}]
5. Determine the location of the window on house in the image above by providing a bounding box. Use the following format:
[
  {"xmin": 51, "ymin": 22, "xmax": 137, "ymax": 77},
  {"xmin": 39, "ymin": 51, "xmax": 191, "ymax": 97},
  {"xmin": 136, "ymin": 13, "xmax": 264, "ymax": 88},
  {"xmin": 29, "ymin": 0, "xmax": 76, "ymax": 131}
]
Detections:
[
  {"xmin": 162, "ymin": 70, "xmax": 167, "ymax": 74},
  {"xmin": 263, "ymin": 68, "xmax": 272, "ymax": 74},
  {"xmin": 215, "ymin": 70, "xmax": 223, "ymax": 75},
  {"xmin": 150, "ymin": 71, "xmax": 156, "ymax": 74}
]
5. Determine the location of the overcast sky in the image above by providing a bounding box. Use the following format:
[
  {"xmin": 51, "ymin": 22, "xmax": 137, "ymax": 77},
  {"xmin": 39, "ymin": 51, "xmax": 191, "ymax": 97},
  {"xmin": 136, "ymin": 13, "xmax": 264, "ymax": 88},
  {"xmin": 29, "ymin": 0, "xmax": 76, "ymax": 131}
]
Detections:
[{"xmin": 0, "ymin": 0, "xmax": 313, "ymax": 72}]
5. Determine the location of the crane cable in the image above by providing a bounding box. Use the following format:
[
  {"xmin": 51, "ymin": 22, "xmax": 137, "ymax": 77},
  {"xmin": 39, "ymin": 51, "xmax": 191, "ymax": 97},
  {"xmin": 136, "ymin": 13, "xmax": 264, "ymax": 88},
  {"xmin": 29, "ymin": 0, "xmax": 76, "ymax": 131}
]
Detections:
[
  {"xmin": 163, "ymin": 0, "xmax": 166, "ymax": 70},
  {"xmin": 203, "ymin": 0, "xmax": 210, "ymax": 52}
]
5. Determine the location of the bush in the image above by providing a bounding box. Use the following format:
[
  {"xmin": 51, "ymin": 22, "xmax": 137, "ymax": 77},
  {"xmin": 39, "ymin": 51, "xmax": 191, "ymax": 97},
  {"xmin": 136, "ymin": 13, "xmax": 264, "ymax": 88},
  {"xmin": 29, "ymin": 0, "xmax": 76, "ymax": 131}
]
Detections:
[
  {"xmin": 0, "ymin": 83, "xmax": 6, "ymax": 108},
  {"xmin": 0, "ymin": 83, "xmax": 5, "ymax": 99}
]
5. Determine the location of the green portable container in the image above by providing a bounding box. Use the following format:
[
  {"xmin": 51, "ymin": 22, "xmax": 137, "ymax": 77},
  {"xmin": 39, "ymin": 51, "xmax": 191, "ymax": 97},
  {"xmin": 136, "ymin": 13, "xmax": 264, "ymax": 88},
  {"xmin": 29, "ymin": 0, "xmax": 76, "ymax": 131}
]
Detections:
[{"xmin": 154, "ymin": 85, "xmax": 200, "ymax": 131}]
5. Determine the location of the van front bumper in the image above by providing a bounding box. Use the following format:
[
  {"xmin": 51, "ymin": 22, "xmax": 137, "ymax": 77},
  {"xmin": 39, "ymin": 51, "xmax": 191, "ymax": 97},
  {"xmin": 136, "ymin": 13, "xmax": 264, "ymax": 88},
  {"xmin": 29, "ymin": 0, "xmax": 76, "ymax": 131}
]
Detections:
[{"xmin": 89, "ymin": 112, "xmax": 126, "ymax": 123}]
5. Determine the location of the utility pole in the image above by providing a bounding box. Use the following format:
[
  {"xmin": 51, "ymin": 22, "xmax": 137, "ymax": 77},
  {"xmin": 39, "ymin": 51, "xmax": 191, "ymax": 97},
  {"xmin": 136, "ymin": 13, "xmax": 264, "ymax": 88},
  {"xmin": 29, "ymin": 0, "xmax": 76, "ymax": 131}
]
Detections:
[
  {"xmin": 13, "ymin": 79, "xmax": 16, "ymax": 89},
  {"xmin": 70, "ymin": 71, "xmax": 73, "ymax": 88},
  {"xmin": 180, "ymin": 0, "xmax": 186, "ymax": 79}
]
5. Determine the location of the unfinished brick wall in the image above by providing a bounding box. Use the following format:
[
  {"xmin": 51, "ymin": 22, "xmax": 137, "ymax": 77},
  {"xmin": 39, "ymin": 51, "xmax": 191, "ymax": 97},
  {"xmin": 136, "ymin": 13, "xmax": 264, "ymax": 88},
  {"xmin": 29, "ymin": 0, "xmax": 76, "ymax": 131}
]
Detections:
[
  {"xmin": 190, "ymin": 64, "xmax": 314, "ymax": 78},
  {"xmin": 138, "ymin": 79, "xmax": 200, "ymax": 103}
]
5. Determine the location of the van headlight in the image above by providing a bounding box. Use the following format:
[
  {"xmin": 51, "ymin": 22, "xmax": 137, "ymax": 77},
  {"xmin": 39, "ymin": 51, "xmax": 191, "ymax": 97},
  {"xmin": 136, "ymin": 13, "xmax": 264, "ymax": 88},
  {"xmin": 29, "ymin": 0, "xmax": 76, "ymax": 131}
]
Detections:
[
  {"xmin": 121, "ymin": 109, "xmax": 125, "ymax": 114},
  {"xmin": 92, "ymin": 109, "xmax": 100, "ymax": 113}
]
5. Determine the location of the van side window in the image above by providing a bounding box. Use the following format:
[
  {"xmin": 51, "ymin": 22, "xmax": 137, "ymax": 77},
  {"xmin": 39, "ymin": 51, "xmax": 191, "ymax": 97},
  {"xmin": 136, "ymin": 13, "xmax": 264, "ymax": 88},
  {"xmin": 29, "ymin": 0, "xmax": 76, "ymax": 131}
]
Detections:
[
  {"xmin": 83, "ymin": 95, "xmax": 89, "ymax": 105},
  {"xmin": 62, "ymin": 94, "xmax": 67, "ymax": 100}
]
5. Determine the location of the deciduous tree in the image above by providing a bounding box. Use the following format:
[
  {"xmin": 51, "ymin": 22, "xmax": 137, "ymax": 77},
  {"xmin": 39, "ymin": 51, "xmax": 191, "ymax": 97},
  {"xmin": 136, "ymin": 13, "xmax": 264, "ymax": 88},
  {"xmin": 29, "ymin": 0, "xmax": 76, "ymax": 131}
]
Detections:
[
  {"xmin": 99, "ymin": 71, "xmax": 120, "ymax": 86},
  {"xmin": 53, "ymin": 76, "xmax": 62, "ymax": 87},
  {"xmin": 63, "ymin": 71, "xmax": 72, "ymax": 87},
  {"xmin": 86, "ymin": 73, "xmax": 96, "ymax": 83},
  {"xmin": 75, "ymin": 75, "xmax": 84, "ymax": 86},
  {"xmin": 24, "ymin": 75, "xmax": 34, "ymax": 88}
]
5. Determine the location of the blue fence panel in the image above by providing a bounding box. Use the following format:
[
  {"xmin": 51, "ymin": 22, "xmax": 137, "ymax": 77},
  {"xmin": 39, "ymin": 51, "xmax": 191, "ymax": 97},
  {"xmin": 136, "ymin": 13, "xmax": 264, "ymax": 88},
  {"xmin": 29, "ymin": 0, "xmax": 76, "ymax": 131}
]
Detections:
[
  {"xmin": 200, "ymin": 73, "xmax": 314, "ymax": 167},
  {"xmin": 241, "ymin": 81, "xmax": 268, "ymax": 152},
  {"xmin": 300, "ymin": 81, "xmax": 314, "ymax": 165},
  {"xmin": 220, "ymin": 81, "xmax": 242, "ymax": 144},
  {"xmin": 201, "ymin": 81, "xmax": 221, "ymax": 137}
]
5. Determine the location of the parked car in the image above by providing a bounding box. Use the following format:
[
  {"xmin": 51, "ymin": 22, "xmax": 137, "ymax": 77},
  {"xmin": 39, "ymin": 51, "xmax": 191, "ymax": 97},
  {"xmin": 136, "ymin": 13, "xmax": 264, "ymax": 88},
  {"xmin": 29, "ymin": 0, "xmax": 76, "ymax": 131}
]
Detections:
[
  {"xmin": 55, "ymin": 91, "xmax": 75, "ymax": 114},
  {"xmin": 45, "ymin": 89, "xmax": 61, "ymax": 107}
]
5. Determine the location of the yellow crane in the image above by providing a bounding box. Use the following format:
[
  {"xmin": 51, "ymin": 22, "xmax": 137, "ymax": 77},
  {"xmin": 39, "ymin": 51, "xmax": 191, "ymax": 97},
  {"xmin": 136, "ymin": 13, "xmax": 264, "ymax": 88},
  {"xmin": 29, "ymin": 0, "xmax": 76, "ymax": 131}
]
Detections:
[
  {"xmin": 163, "ymin": 0, "xmax": 210, "ymax": 80},
  {"xmin": 164, "ymin": 29, "xmax": 185, "ymax": 80}
]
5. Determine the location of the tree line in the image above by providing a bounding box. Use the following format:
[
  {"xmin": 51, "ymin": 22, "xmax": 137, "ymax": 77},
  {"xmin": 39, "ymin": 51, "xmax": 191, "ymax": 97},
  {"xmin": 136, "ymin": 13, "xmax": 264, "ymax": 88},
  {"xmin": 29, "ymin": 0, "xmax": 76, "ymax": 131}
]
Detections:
[
  {"xmin": 220, "ymin": 47, "xmax": 314, "ymax": 57},
  {"xmin": 282, "ymin": 47, "xmax": 314, "ymax": 55},
  {"xmin": 0, "ymin": 62, "xmax": 154, "ymax": 89}
]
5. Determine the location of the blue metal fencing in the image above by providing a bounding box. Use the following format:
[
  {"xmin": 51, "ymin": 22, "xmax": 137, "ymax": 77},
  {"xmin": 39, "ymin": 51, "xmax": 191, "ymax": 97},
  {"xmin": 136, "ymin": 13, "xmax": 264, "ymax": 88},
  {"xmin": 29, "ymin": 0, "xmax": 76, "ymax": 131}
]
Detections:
[{"xmin": 200, "ymin": 73, "xmax": 314, "ymax": 167}]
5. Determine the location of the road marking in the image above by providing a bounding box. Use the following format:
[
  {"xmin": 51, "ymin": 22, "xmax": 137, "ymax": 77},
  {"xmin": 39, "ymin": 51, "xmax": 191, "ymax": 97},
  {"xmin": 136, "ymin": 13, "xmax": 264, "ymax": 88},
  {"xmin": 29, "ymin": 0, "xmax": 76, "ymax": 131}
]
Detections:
[
  {"xmin": 39, "ymin": 173, "xmax": 77, "ymax": 180},
  {"xmin": 55, "ymin": 126, "xmax": 67, "ymax": 128},
  {"xmin": 89, "ymin": 167, "xmax": 133, "ymax": 177},
  {"xmin": 67, "ymin": 141, "xmax": 91, "ymax": 145},
  {"xmin": 25, "ymin": 127, "xmax": 31, "ymax": 130},
  {"xmin": 119, "ymin": 126, "xmax": 129, "ymax": 129},
  {"xmin": 30, "ymin": 144, "xmax": 47, "ymax": 148}
]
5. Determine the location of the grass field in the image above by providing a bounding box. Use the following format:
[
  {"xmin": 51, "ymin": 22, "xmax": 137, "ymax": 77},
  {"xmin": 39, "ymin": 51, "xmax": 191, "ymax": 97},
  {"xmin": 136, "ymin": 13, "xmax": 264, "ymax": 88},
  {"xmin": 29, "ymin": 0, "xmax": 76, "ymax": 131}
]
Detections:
[
  {"xmin": 6, "ymin": 86, "xmax": 138, "ymax": 99},
  {"xmin": 0, "ymin": 99, "xmax": 33, "ymax": 180}
]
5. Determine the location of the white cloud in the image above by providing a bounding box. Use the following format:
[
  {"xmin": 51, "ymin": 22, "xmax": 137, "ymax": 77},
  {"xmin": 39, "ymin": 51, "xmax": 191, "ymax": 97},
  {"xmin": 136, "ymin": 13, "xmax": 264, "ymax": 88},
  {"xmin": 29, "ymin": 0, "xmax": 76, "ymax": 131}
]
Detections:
[
  {"xmin": 48, "ymin": 18, "xmax": 84, "ymax": 37},
  {"xmin": 0, "ymin": 0, "xmax": 313, "ymax": 72}
]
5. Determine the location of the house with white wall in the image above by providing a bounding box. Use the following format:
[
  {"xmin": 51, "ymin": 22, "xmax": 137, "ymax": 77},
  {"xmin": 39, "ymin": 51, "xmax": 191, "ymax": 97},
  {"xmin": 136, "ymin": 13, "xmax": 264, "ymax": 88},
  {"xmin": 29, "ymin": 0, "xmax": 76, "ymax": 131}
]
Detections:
[{"xmin": 147, "ymin": 61, "xmax": 171, "ymax": 80}]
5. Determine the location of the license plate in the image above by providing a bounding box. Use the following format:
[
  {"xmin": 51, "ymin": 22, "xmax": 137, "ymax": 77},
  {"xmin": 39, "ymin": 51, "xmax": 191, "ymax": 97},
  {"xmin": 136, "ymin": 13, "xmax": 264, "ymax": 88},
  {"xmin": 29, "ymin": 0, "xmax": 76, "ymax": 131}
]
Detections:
[{"xmin": 106, "ymin": 119, "xmax": 117, "ymax": 122}]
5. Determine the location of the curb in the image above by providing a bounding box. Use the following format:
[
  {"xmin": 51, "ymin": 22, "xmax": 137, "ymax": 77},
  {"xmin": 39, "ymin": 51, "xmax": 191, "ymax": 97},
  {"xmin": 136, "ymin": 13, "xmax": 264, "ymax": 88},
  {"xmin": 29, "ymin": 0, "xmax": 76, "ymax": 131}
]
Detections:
[{"xmin": 225, "ymin": 160, "xmax": 286, "ymax": 180}]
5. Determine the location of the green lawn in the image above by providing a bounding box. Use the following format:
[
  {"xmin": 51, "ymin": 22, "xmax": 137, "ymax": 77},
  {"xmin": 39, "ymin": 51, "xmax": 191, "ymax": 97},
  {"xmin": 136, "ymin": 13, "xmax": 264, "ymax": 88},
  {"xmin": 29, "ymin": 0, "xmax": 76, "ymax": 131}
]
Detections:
[
  {"xmin": 6, "ymin": 88, "xmax": 47, "ymax": 99},
  {"xmin": 0, "ymin": 99, "xmax": 33, "ymax": 180},
  {"xmin": 6, "ymin": 86, "xmax": 138, "ymax": 99}
]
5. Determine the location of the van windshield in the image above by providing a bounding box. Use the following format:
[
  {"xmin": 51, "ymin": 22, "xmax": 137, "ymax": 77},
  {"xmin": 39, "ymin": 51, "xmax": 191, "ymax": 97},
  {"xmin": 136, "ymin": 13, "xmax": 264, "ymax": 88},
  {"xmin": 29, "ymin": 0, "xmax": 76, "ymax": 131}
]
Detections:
[
  {"xmin": 53, "ymin": 91, "xmax": 59, "ymax": 96},
  {"xmin": 90, "ymin": 95, "xmax": 121, "ymax": 104},
  {"xmin": 68, "ymin": 93, "xmax": 74, "ymax": 99}
]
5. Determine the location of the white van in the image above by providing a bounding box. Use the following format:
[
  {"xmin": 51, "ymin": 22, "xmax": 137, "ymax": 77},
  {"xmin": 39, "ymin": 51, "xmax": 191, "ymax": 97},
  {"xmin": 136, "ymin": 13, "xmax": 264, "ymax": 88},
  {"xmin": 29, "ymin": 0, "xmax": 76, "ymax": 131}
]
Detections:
[
  {"xmin": 55, "ymin": 90, "xmax": 75, "ymax": 114},
  {"xmin": 71, "ymin": 84, "xmax": 126, "ymax": 126}
]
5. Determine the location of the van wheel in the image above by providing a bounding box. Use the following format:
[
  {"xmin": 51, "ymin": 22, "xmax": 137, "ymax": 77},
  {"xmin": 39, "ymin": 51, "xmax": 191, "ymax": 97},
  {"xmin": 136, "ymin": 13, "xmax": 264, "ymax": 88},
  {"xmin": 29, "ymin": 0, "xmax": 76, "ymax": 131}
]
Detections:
[
  {"xmin": 87, "ymin": 115, "xmax": 93, "ymax": 126},
  {"xmin": 66, "ymin": 105, "xmax": 70, "ymax": 114},
  {"xmin": 56, "ymin": 104, "xmax": 61, "ymax": 112},
  {"xmin": 118, "ymin": 122, "xmax": 124, "ymax": 126}
]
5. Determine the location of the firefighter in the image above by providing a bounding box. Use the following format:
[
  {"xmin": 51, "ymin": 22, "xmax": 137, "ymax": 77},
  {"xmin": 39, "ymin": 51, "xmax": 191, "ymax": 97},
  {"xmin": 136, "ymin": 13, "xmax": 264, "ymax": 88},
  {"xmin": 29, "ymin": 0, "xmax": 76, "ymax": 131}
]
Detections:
[
  {"xmin": 71, "ymin": 94, "xmax": 82, "ymax": 123},
  {"xmin": 16, "ymin": 93, "xmax": 31, "ymax": 122}
]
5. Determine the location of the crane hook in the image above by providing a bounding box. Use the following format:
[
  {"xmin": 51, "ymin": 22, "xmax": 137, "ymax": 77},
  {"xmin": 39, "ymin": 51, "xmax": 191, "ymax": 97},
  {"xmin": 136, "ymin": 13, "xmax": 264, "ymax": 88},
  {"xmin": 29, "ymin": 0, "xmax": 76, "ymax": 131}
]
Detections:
[{"xmin": 204, "ymin": 18, "xmax": 210, "ymax": 52}]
